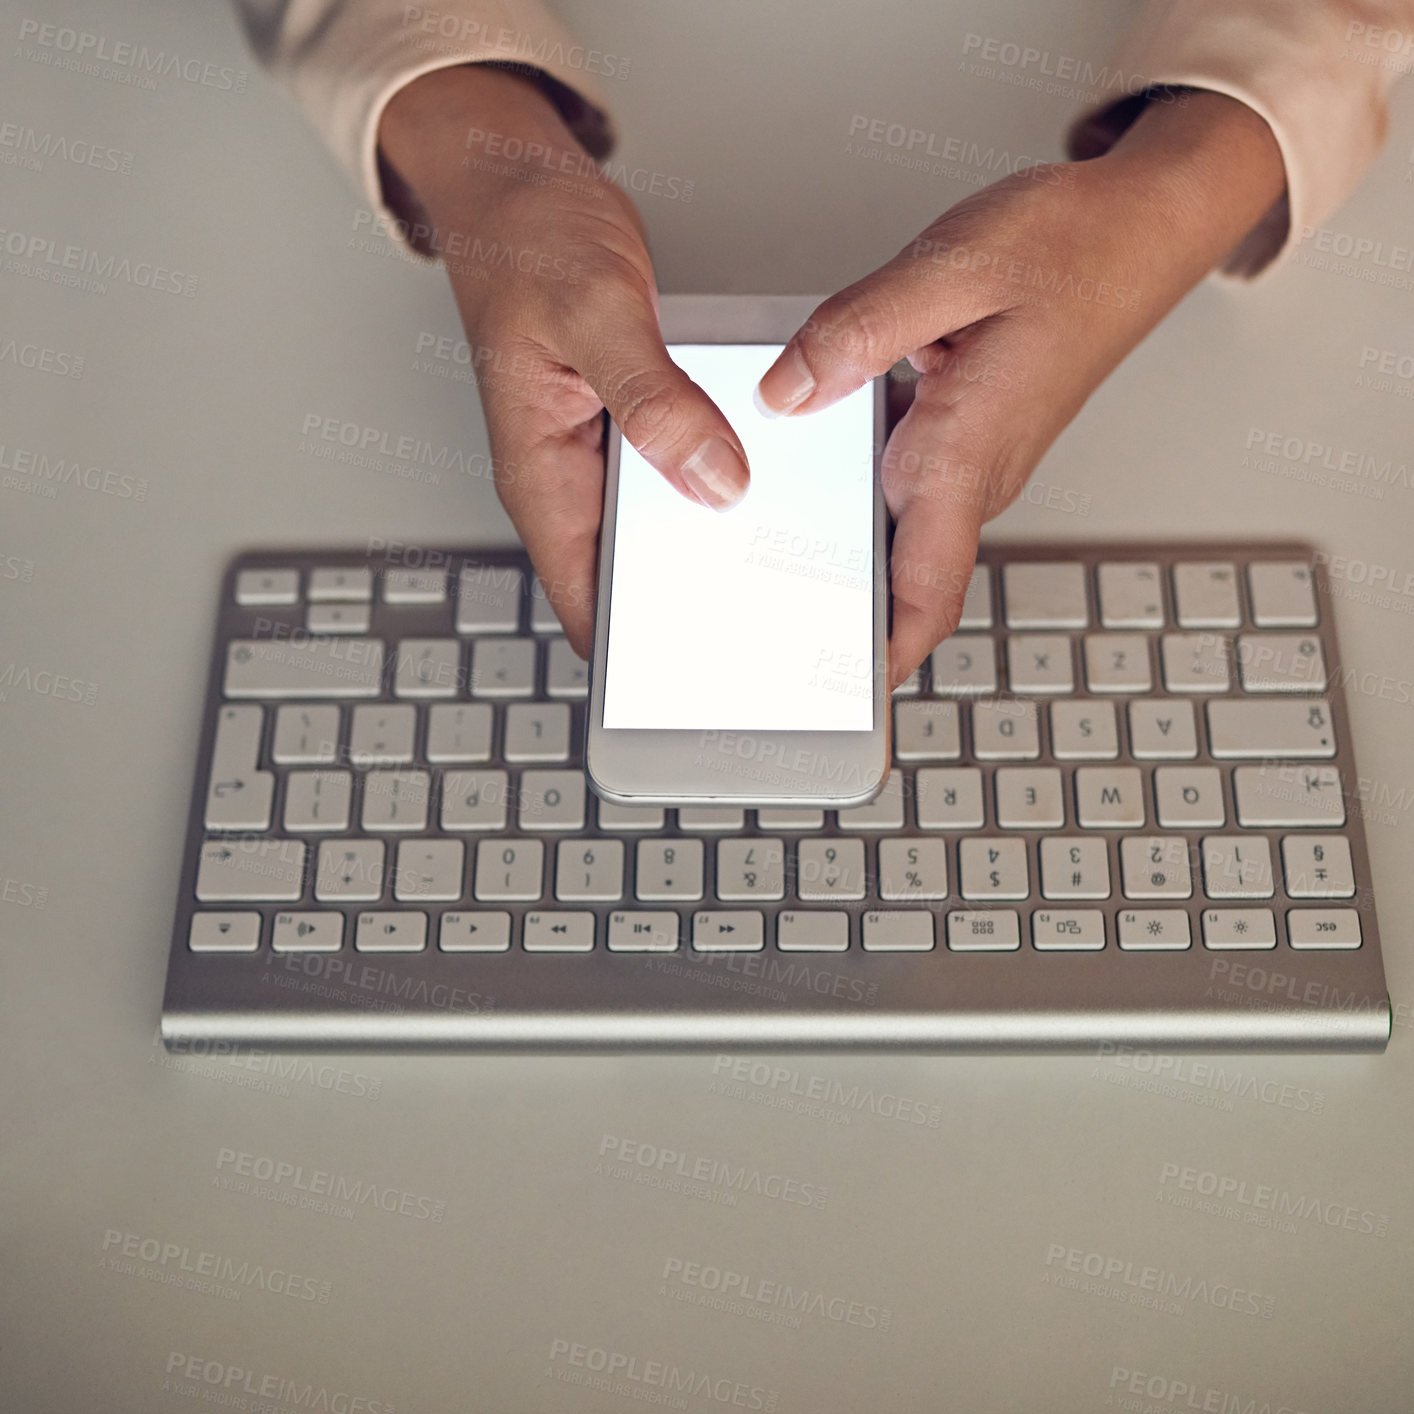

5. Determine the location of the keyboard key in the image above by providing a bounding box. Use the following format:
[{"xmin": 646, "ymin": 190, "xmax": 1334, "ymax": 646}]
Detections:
[
  {"xmin": 471, "ymin": 639, "xmax": 536, "ymax": 697},
  {"xmin": 283, "ymin": 770, "xmax": 351, "ymax": 832},
  {"xmin": 878, "ymin": 838, "xmax": 948, "ymax": 900},
  {"xmin": 308, "ymin": 567, "xmax": 371, "ymax": 601},
  {"xmin": 1200, "ymin": 836, "xmax": 1274, "ymax": 899},
  {"xmin": 518, "ymin": 770, "xmax": 586, "ymax": 831},
  {"xmin": 1097, "ymin": 562, "xmax": 1164, "ymax": 628},
  {"xmin": 678, "ymin": 807, "xmax": 745, "ymax": 832},
  {"xmin": 393, "ymin": 639, "xmax": 462, "ymax": 698},
  {"xmin": 778, "ymin": 910, "xmax": 850, "ymax": 951},
  {"xmin": 456, "ymin": 564, "xmax": 522, "ymax": 633},
  {"xmin": 1234, "ymin": 764, "xmax": 1345, "ymax": 827},
  {"xmin": 1120, "ymin": 836, "xmax": 1192, "ymax": 899},
  {"xmin": 361, "ymin": 769, "xmax": 430, "ymax": 830},
  {"xmin": 864, "ymin": 910, "xmax": 935, "ymax": 951},
  {"xmin": 931, "ymin": 637, "xmax": 997, "ymax": 695},
  {"xmin": 1050, "ymin": 700, "xmax": 1118, "ymax": 760},
  {"xmin": 272, "ymin": 705, "xmax": 340, "ymax": 765},
  {"xmin": 504, "ymin": 703, "xmax": 571, "ymax": 762},
  {"xmin": 315, "ymin": 840, "xmax": 384, "ymax": 902},
  {"xmin": 1128, "ymin": 700, "xmax": 1197, "ymax": 760},
  {"xmin": 556, "ymin": 839, "xmax": 624, "ymax": 902},
  {"xmin": 716, "ymin": 839, "xmax": 786, "ymax": 900},
  {"xmin": 189, "ymin": 912, "xmax": 261, "ymax": 953},
  {"xmin": 1075, "ymin": 767, "xmax": 1144, "ymax": 828},
  {"xmin": 1172, "ymin": 562, "xmax": 1240, "ymax": 628},
  {"xmin": 474, "ymin": 839, "xmax": 544, "ymax": 901},
  {"xmin": 205, "ymin": 766, "xmax": 274, "ymax": 832},
  {"xmin": 529, "ymin": 577, "xmax": 562, "ymax": 633},
  {"xmin": 383, "ymin": 568, "xmax": 446, "ymax": 604},
  {"xmin": 614, "ymin": 911, "xmax": 684, "ymax": 951},
  {"xmin": 195, "ymin": 838, "xmax": 305, "ymax": 902},
  {"xmin": 224, "ymin": 637, "xmax": 384, "ymax": 699},
  {"xmin": 442, "ymin": 770, "xmax": 509, "ymax": 831},
  {"xmin": 796, "ymin": 838, "xmax": 867, "ymax": 900},
  {"xmin": 1003, "ymin": 562, "xmax": 1088, "ymax": 628},
  {"xmin": 1032, "ymin": 909, "xmax": 1105, "ymax": 950},
  {"xmin": 545, "ymin": 639, "xmax": 589, "ymax": 699},
  {"xmin": 1281, "ymin": 836, "xmax": 1355, "ymax": 899},
  {"xmin": 349, "ymin": 705, "xmax": 416, "ymax": 764},
  {"xmin": 946, "ymin": 910, "xmax": 1020, "ymax": 951},
  {"xmin": 523, "ymin": 910, "xmax": 595, "ymax": 952},
  {"xmin": 597, "ymin": 798, "xmax": 664, "ymax": 831},
  {"xmin": 1118, "ymin": 909, "xmax": 1191, "ymax": 950},
  {"xmin": 272, "ymin": 911, "xmax": 343, "ymax": 953},
  {"xmin": 306, "ymin": 602, "xmax": 369, "ymax": 635},
  {"xmin": 836, "ymin": 773, "xmax": 905, "ymax": 830},
  {"xmin": 1039, "ymin": 837, "xmax": 1110, "ymax": 900},
  {"xmin": 1207, "ymin": 699, "xmax": 1335, "ymax": 759},
  {"xmin": 916, "ymin": 768, "xmax": 986, "ymax": 829},
  {"xmin": 356, "ymin": 911, "xmax": 428, "ymax": 952},
  {"xmin": 1160, "ymin": 633, "xmax": 1230, "ymax": 693},
  {"xmin": 1007, "ymin": 635, "xmax": 1074, "ymax": 693},
  {"xmin": 1287, "ymin": 908, "xmax": 1362, "ymax": 949},
  {"xmin": 958, "ymin": 565, "xmax": 993, "ymax": 629},
  {"xmin": 995, "ymin": 768, "xmax": 1064, "ymax": 828},
  {"xmin": 959, "ymin": 838, "xmax": 1028, "ymax": 900},
  {"xmin": 636, "ymin": 839, "xmax": 704, "ymax": 901},
  {"xmin": 972, "ymin": 699, "xmax": 1040, "ymax": 759},
  {"xmin": 236, "ymin": 568, "xmax": 299, "ymax": 605},
  {"xmin": 439, "ymin": 911, "xmax": 511, "ymax": 951},
  {"xmin": 692, "ymin": 910, "xmax": 769, "ymax": 955},
  {"xmin": 1154, "ymin": 767, "xmax": 1225, "ymax": 828},
  {"xmin": 756, "ymin": 807, "xmax": 825, "ymax": 831},
  {"xmin": 1236, "ymin": 634, "xmax": 1326, "ymax": 692},
  {"xmin": 394, "ymin": 839, "xmax": 465, "ymax": 901},
  {"xmin": 1083, "ymin": 634, "xmax": 1152, "ymax": 693},
  {"xmin": 1202, "ymin": 908, "xmax": 1276, "ymax": 949},
  {"xmin": 1248, "ymin": 562, "xmax": 1317, "ymax": 627},
  {"xmin": 894, "ymin": 701, "xmax": 961, "ymax": 760},
  {"xmin": 426, "ymin": 703, "xmax": 493, "ymax": 763}
]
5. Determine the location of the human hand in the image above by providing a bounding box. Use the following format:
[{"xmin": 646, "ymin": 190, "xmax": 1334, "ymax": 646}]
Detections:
[
  {"xmin": 756, "ymin": 89, "xmax": 1285, "ymax": 686},
  {"xmin": 378, "ymin": 65, "xmax": 748, "ymax": 654}
]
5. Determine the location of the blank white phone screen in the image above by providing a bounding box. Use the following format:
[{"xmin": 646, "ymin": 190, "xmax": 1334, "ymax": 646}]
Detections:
[{"xmin": 602, "ymin": 343, "xmax": 875, "ymax": 732}]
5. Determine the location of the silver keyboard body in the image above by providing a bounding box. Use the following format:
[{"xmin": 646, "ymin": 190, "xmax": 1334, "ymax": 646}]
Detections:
[{"xmin": 162, "ymin": 543, "xmax": 1391, "ymax": 1052}]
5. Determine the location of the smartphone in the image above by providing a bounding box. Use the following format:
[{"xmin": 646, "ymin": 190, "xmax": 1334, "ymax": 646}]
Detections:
[{"xmin": 586, "ymin": 295, "xmax": 889, "ymax": 808}]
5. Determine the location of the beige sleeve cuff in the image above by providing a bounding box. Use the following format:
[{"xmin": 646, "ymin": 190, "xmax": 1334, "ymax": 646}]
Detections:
[
  {"xmin": 238, "ymin": 0, "xmax": 620, "ymax": 243},
  {"xmin": 1064, "ymin": 0, "xmax": 1414, "ymax": 279}
]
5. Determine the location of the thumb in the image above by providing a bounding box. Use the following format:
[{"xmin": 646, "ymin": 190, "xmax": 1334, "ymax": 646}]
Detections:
[{"xmin": 561, "ymin": 287, "xmax": 750, "ymax": 511}]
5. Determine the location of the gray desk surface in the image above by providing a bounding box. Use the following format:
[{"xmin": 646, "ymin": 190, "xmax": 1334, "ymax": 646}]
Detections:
[{"xmin": 3, "ymin": 1, "xmax": 1412, "ymax": 1409}]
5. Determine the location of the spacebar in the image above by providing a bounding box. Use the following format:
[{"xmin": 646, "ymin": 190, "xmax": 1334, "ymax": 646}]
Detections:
[{"xmin": 224, "ymin": 638, "xmax": 385, "ymax": 698}]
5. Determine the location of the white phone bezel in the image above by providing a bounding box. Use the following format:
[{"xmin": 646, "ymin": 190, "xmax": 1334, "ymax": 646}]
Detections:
[{"xmin": 585, "ymin": 295, "xmax": 890, "ymax": 809}]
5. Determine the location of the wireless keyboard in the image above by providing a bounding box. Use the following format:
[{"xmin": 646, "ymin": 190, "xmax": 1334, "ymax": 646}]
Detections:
[{"xmin": 161, "ymin": 543, "xmax": 1391, "ymax": 1052}]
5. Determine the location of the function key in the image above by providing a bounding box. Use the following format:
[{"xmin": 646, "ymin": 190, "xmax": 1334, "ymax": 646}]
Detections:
[
  {"xmin": 1097, "ymin": 562, "xmax": 1164, "ymax": 628},
  {"xmin": 384, "ymin": 568, "xmax": 447, "ymax": 604},
  {"xmin": 308, "ymin": 567, "xmax": 372, "ymax": 601},
  {"xmin": 235, "ymin": 568, "xmax": 299, "ymax": 605},
  {"xmin": 1003, "ymin": 562, "xmax": 1088, "ymax": 628},
  {"xmin": 1248, "ymin": 562, "xmax": 1317, "ymax": 627},
  {"xmin": 1172, "ymin": 562, "xmax": 1240, "ymax": 628}
]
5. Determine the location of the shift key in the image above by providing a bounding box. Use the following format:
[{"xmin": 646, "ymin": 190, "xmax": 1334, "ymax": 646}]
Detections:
[{"xmin": 224, "ymin": 637, "xmax": 385, "ymax": 698}]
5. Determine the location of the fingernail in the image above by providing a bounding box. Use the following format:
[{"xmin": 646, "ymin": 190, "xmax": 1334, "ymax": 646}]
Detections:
[
  {"xmin": 754, "ymin": 344, "xmax": 815, "ymax": 418},
  {"xmin": 681, "ymin": 435, "xmax": 748, "ymax": 511}
]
